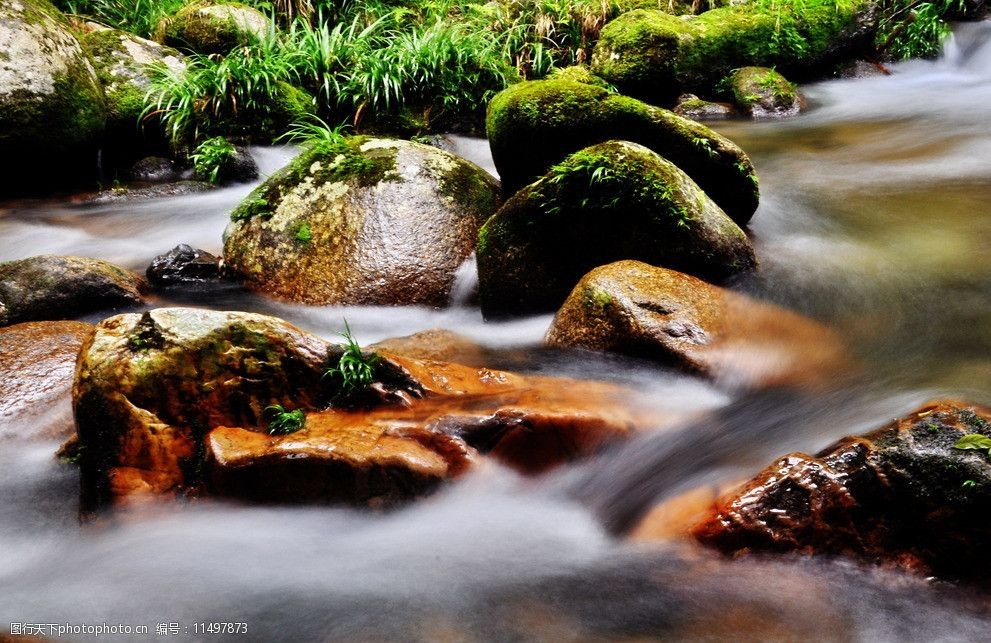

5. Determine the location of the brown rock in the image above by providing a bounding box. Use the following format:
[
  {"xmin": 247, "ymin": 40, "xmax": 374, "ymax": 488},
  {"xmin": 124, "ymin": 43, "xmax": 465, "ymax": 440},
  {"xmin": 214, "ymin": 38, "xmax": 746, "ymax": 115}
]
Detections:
[
  {"xmin": 74, "ymin": 308, "xmax": 672, "ymax": 507},
  {"xmin": 546, "ymin": 260, "xmax": 850, "ymax": 389},
  {"xmin": 370, "ymin": 329, "xmax": 490, "ymax": 366},
  {"xmin": 0, "ymin": 320, "xmax": 93, "ymax": 440},
  {"xmin": 692, "ymin": 400, "xmax": 991, "ymax": 581}
]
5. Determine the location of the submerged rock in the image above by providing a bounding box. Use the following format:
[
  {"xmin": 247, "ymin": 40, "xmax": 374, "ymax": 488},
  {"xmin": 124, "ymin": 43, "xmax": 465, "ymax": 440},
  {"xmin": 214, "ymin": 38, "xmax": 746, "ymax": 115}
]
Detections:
[
  {"xmin": 0, "ymin": 256, "xmax": 147, "ymax": 326},
  {"xmin": 0, "ymin": 320, "xmax": 93, "ymax": 439},
  {"xmin": 0, "ymin": 0, "xmax": 106, "ymax": 192},
  {"xmin": 590, "ymin": 3, "xmax": 877, "ymax": 102},
  {"xmin": 673, "ymin": 94, "xmax": 736, "ymax": 121},
  {"xmin": 486, "ymin": 79, "xmax": 759, "ymax": 224},
  {"xmin": 146, "ymin": 244, "xmax": 223, "ymax": 288},
  {"xmin": 477, "ymin": 142, "xmax": 756, "ymax": 317},
  {"xmin": 728, "ymin": 67, "xmax": 802, "ymax": 119},
  {"xmin": 545, "ymin": 261, "xmax": 848, "ymax": 389},
  {"xmin": 223, "ymin": 137, "xmax": 501, "ymax": 306},
  {"xmin": 693, "ymin": 400, "xmax": 991, "ymax": 581},
  {"xmin": 157, "ymin": 3, "xmax": 269, "ymax": 54},
  {"xmin": 73, "ymin": 308, "xmax": 663, "ymax": 507},
  {"xmin": 81, "ymin": 27, "xmax": 185, "ymax": 152}
]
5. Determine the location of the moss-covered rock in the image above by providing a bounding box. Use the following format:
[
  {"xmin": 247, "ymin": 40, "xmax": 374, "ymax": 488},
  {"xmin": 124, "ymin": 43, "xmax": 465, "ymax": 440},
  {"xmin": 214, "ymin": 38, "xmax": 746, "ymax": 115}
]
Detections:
[
  {"xmin": 486, "ymin": 79, "xmax": 759, "ymax": 224},
  {"xmin": 694, "ymin": 400, "xmax": 991, "ymax": 582},
  {"xmin": 546, "ymin": 260, "xmax": 850, "ymax": 388},
  {"xmin": 547, "ymin": 65, "xmax": 614, "ymax": 89},
  {"xmin": 0, "ymin": 255, "xmax": 147, "ymax": 326},
  {"xmin": 158, "ymin": 3, "xmax": 269, "ymax": 54},
  {"xmin": 0, "ymin": 0, "xmax": 106, "ymax": 192},
  {"xmin": 223, "ymin": 137, "xmax": 502, "ymax": 306},
  {"xmin": 81, "ymin": 26, "xmax": 185, "ymax": 154},
  {"xmin": 591, "ymin": 2, "xmax": 877, "ymax": 103},
  {"xmin": 477, "ymin": 141, "xmax": 756, "ymax": 317},
  {"xmin": 727, "ymin": 66, "xmax": 801, "ymax": 119}
]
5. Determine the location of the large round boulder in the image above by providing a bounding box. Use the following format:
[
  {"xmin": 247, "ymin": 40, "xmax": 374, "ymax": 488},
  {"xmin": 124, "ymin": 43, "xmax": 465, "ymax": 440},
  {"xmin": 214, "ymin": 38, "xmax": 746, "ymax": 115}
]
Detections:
[
  {"xmin": 157, "ymin": 3, "xmax": 269, "ymax": 54},
  {"xmin": 727, "ymin": 67, "xmax": 802, "ymax": 119},
  {"xmin": 81, "ymin": 26, "xmax": 185, "ymax": 153},
  {"xmin": 0, "ymin": 0, "xmax": 106, "ymax": 192},
  {"xmin": 545, "ymin": 260, "xmax": 849, "ymax": 389},
  {"xmin": 590, "ymin": 3, "xmax": 877, "ymax": 103},
  {"xmin": 477, "ymin": 141, "xmax": 756, "ymax": 317},
  {"xmin": 223, "ymin": 137, "xmax": 502, "ymax": 306},
  {"xmin": 693, "ymin": 400, "xmax": 991, "ymax": 582},
  {"xmin": 0, "ymin": 256, "xmax": 147, "ymax": 327},
  {"xmin": 486, "ymin": 79, "xmax": 759, "ymax": 224}
]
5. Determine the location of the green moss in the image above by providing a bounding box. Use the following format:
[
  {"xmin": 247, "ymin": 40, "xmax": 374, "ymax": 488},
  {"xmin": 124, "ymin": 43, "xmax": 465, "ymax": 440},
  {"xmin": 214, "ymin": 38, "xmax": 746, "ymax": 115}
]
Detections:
[
  {"xmin": 229, "ymin": 136, "xmax": 399, "ymax": 222},
  {"xmin": 585, "ymin": 286, "xmax": 613, "ymax": 312},
  {"xmin": 548, "ymin": 66, "xmax": 615, "ymax": 90},
  {"xmin": 161, "ymin": 2, "xmax": 265, "ymax": 54}
]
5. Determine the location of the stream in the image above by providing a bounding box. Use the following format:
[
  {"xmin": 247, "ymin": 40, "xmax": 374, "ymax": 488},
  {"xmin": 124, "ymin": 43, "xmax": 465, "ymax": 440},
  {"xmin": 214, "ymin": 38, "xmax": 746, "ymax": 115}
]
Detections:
[{"xmin": 3, "ymin": 21, "xmax": 991, "ymax": 642}]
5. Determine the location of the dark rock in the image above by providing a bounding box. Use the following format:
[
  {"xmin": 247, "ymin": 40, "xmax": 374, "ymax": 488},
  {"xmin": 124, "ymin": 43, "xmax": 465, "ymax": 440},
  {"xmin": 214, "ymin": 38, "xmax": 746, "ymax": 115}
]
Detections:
[
  {"xmin": 89, "ymin": 181, "xmax": 214, "ymax": 203},
  {"xmin": 673, "ymin": 94, "xmax": 736, "ymax": 121},
  {"xmin": 220, "ymin": 146, "xmax": 259, "ymax": 184},
  {"xmin": 477, "ymin": 142, "xmax": 756, "ymax": 317},
  {"xmin": 129, "ymin": 157, "xmax": 182, "ymax": 183},
  {"xmin": 156, "ymin": 3, "xmax": 269, "ymax": 55},
  {"xmin": 693, "ymin": 400, "xmax": 991, "ymax": 581},
  {"xmin": 146, "ymin": 244, "xmax": 223, "ymax": 287},
  {"xmin": 0, "ymin": 255, "xmax": 147, "ymax": 326}
]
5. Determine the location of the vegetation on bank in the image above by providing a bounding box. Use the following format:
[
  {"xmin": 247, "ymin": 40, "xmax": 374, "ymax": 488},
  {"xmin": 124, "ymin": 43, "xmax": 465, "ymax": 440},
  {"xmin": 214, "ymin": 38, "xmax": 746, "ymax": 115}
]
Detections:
[{"xmin": 48, "ymin": 0, "xmax": 969, "ymax": 153}]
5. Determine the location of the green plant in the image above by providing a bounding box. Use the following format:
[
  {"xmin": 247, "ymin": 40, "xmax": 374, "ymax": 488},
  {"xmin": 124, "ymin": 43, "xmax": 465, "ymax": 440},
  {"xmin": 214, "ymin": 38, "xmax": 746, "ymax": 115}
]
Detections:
[
  {"xmin": 278, "ymin": 114, "xmax": 350, "ymax": 145},
  {"xmin": 295, "ymin": 221, "xmax": 313, "ymax": 243},
  {"xmin": 876, "ymin": 0, "xmax": 963, "ymax": 59},
  {"xmin": 54, "ymin": 0, "xmax": 185, "ymax": 38},
  {"xmin": 191, "ymin": 136, "xmax": 237, "ymax": 183},
  {"xmin": 953, "ymin": 433, "xmax": 991, "ymax": 459},
  {"xmin": 265, "ymin": 404, "xmax": 307, "ymax": 435},
  {"xmin": 324, "ymin": 320, "xmax": 380, "ymax": 397}
]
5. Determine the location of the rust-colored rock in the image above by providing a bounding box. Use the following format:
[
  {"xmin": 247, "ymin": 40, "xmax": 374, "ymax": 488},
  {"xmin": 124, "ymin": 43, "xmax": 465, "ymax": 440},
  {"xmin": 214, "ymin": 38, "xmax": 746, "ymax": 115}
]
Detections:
[
  {"xmin": 693, "ymin": 400, "xmax": 991, "ymax": 580},
  {"xmin": 546, "ymin": 260, "xmax": 850, "ymax": 389},
  {"xmin": 370, "ymin": 329, "xmax": 491, "ymax": 366},
  {"xmin": 0, "ymin": 320, "xmax": 93, "ymax": 440},
  {"xmin": 74, "ymin": 308, "xmax": 667, "ymax": 507}
]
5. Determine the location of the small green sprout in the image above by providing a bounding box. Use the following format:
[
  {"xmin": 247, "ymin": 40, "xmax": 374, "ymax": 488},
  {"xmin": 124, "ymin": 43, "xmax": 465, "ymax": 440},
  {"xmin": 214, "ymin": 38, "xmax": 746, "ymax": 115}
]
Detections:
[
  {"xmin": 953, "ymin": 433, "xmax": 991, "ymax": 459},
  {"xmin": 962, "ymin": 479, "xmax": 978, "ymax": 489},
  {"xmin": 295, "ymin": 222, "xmax": 313, "ymax": 244},
  {"xmin": 324, "ymin": 320, "xmax": 380, "ymax": 397},
  {"xmin": 265, "ymin": 404, "xmax": 306, "ymax": 435}
]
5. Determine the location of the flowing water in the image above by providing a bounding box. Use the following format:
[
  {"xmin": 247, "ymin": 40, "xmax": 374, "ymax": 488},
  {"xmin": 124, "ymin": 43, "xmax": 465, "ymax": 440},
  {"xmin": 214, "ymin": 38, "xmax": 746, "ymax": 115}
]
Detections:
[{"xmin": 4, "ymin": 23, "xmax": 991, "ymax": 642}]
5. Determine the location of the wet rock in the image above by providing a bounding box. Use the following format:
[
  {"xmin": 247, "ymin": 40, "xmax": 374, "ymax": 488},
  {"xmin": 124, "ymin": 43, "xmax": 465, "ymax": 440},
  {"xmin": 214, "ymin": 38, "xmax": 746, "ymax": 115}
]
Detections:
[
  {"xmin": 81, "ymin": 27, "xmax": 185, "ymax": 152},
  {"xmin": 693, "ymin": 400, "xmax": 991, "ymax": 581},
  {"xmin": 486, "ymin": 79, "xmax": 759, "ymax": 224},
  {"xmin": 74, "ymin": 307, "xmax": 663, "ymax": 506},
  {"xmin": 591, "ymin": 2, "xmax": 877, "ymax": 103},
  {"xmin": 545, "ymin": 260, "xmax": 848, "ymax": 389},
  {"xmin": 129, "ymin": 157, "xmax": 183, "ymax": 183},
  {"xmin": 0, "ymin": 320, "xmax": 93, "ymax": 439},
  {"xmin": 728, "ymin": 67, "xmax": 802, "ymax": 119},
  {"xmin": 157, "ymin": 3, "xmax": 269, "ymax": 55},
  {"xmin": 673, "ymin": 94, "xmax": 736, "ymax": 121},
  {"xmin": 219, "ymin": 145, "xmax": 259, "ymax": 184},
  {"xmin": 223, "ymin": 137, "xmax": 501, "ymax": 306},
  {"xmin": 478, "ymin": 143, "xmax": 756, "ymax": 317},
  {"xmin": 835, "ymin": 59, "xmax": 890, "ymax": 79},
  {"xmin": 370, "ymin": 329, "xmax": 491, "ymax": 366},
  {"xmin": 89, "ymin": 180, "xmax": 213, "ymax": 203},
  {"xmin": 146, "ymin": 244, "xmax": 223, "ymax": 288},
  {"xmin": 0, "ymin": 0, "xmax": 106, "ymax": 193},
  {"xmin": 0, "ymin": 256, "xmax": 147, "ymax": 327}
]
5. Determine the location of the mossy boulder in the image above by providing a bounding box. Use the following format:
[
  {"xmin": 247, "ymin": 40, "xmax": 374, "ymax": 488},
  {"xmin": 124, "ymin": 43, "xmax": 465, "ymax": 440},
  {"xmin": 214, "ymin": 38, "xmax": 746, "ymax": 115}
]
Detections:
[
  {"xmin": 694, "ymin": 400, "xmax": 991, "ymax": 582},
  {"xmin": 81, "ymin": 27, "xmax": 185, "ymax": 153},
  {"xmin": 223, "ymin": 137, "xmax": 502, "ymax": 306},
  {"xmin": 546, "ymin": 260, "xmax": 850, "ymax": 389},
  {"xmin": 0, "ymin": 0, "xmax": 106, "ymax": 192},
  {"xmin": 547, "ymin": 65, "xmax": 614, "ymax": 89},
  {"xmin": 727, "ymin": 66, "xmax": 801, "ymax": 119},
  {"xmin": 591, "ymin": 3, "xmax": 877, "ymax": 103},
  {"xmin": 486, "ymin": 79, "xmax": 759, "ymax": 225},
  {"xmin": 158, "ymin": 3, "xmax": 269, "ymax": 54},
  {"xmin": 0, "ymin": 256, "xmax": 147, "ymax": 327},
  {"xmin": 477, "ymin": 141, "xmax": 756, "ymax": 317}
]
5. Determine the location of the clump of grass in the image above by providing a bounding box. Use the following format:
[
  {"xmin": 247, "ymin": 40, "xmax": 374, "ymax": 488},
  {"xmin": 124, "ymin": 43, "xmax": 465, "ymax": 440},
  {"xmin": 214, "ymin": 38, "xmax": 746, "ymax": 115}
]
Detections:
[
  {"xmin": 53, "ymin": 0, "xmax": 185, "ymax": 38},
  {"xmin": 191, "ymin": 136, "xmax": 237, "ymax": 183},
  {"xmin": 265, "ymin": 404, "xmax": 307, "ymax": 435},
  {"xmin": 324, "ymin": 320, "xmax": 380, "ymax": 398},
  {"xmin": 876, "ymin": 0, "xmax": 964, "ymax": 59}
]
